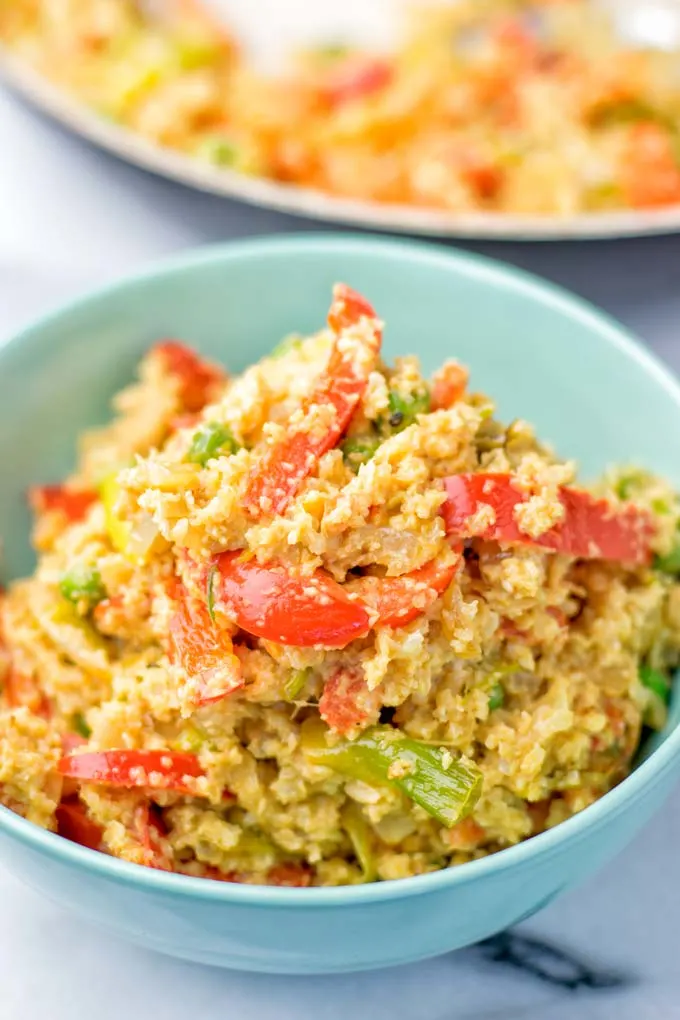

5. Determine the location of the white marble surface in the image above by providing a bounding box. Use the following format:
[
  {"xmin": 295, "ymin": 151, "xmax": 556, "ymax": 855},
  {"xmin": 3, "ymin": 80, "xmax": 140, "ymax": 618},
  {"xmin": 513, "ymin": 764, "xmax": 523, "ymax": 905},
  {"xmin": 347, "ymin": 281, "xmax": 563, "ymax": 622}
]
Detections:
[{"xmin": 2, "ymin": 80, "xmax": 680, "ymax": 1020}]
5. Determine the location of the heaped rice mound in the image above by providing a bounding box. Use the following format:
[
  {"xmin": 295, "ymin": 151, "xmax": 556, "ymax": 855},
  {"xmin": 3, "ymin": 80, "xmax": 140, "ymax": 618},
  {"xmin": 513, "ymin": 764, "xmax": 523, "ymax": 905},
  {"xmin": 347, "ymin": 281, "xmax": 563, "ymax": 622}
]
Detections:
[{"xmin": 1, "ymin": 284, "xmax": 680, "ymax": 886}]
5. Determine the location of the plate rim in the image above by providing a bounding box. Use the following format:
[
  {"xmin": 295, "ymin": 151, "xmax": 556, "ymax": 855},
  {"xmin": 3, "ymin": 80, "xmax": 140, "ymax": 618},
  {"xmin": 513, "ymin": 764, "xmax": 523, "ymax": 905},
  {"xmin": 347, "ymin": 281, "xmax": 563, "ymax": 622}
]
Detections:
[{"xmin": 4, "ymin": 46, "xmax": 680, "ymax": 241}]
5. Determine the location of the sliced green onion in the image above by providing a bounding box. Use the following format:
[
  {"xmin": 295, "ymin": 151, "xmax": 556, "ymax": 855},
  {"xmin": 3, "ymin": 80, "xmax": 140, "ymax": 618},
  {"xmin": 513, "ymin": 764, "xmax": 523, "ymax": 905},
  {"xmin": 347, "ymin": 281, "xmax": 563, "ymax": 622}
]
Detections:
[
  {"xmin": 284, "ymin": 668, "xmax": 309, "ymax": 701},
  {"xmin": 488, "ymin": 682, "xmax": 505, "ymax": 712},
  {"xmin": 651, "ymin": 498, "xmax": 671, "ymax": 515},
  {"xmin": 341, "ymin": 436, "xmax": 380, "ymax": 472},
  {"xmin": 71, "ymin": 711, "xmax": 92, "ymax": 740},
  {"xmin": 616, "ymin": 475, "xmax": 637, "ymax": 500},
  {"xmin": 269, "ymin": 334, "xmax": 303, "ymax": 359},
  {"xmin": 341, "ymin": 801, "xmax": 377, "ymax": 882},
  {"xmin": 206, "ymin": 564, "xmax": 218, "ymax": 623},
  {"xmin": 197, "ymin": 135, "xmax": 239, "ymax": 167},
  {"xmin": 383, "ymin": 389, "xmax": 431, "ymax": 433},
  {"xmin": 59, "ymin": 565, "xmax": 106, "ymax": 608},
  {"xmin": 187, "ymin": 422, "xmax": 240, "ymax": 467},
  {"xmin": 654, "ymin": 543, "xmax": 680, "ymax": 576},
  {"xmin": 302, "ymin": 722, "xmax": 482, "ymax": 827}
]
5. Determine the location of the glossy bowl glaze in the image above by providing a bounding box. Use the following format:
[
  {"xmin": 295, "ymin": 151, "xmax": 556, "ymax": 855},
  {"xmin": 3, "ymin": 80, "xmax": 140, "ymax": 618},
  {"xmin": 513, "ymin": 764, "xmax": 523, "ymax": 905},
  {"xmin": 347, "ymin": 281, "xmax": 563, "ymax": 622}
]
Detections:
[{"xmin": 1, "ymin": 235, "xmax": 679, "ymax": 973}]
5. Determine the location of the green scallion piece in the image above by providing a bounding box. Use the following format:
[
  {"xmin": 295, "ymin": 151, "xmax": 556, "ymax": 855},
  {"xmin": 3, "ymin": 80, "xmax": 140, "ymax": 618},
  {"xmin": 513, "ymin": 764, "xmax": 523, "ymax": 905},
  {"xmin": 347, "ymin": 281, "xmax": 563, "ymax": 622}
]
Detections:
[
  {"xmin": 639, "ymin": 665, "xmax": 671, "ymax": 702},
  {"xmin": 488, "ymin": 682, "xmax": 505, "ymax": 712},
  {"xmin": 197, "ymin": 136, "xmax": 239, "ymax": 167},
  {"xmin": 59, "ymin": 565, "xmax": 106, "ymax": 608},
  {"xmin": 302, "ymin": 722, "xmax": 482, "ymax": 827},
  {"xmin": 269, "ymin": 334, "xmax": 303, "ymax": 359},
  {"xmin": 284, "ymin": 668, "xmax": 309, "ymax": 701},
  {"xmin": 341, "ymin": 436, "xmax": 381, "ymax": 472},
  {"xmin": 383, "ymin": 389, "xmax": 431, "ymax": 433},
  {"xmin": 654, "ymin": 543, "xmax": 680, "ymax": 576},
  {"xmin": 341, "ymin": 802, "xmax": 377, "ymax": 882},
  {"xmin": 71, "ymin": 711, "xmax": 92, "ymax": 740},
  {"xmin": 187, "ymin": 422, "xmax": 240, "ymax": 467}
]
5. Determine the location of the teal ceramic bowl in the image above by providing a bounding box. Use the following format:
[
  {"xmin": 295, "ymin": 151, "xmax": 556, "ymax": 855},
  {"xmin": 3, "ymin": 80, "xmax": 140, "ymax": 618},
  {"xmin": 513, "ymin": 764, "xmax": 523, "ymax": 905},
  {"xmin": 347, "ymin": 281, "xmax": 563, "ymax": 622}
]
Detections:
[{"xmin": 1, "ymin": 235, "xmax": 679, "ymax": 974}]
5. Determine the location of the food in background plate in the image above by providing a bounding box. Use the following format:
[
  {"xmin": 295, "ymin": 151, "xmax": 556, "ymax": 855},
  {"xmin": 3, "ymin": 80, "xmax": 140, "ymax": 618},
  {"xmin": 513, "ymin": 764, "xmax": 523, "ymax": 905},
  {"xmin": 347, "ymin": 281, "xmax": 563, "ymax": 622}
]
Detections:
[
  {"xmin": 3, "ymin": 0, "xmax": 680, "ymax": 215},
  {"xmin": 1, "ymin": 284, "xmax": 679, "ymax": 885}
]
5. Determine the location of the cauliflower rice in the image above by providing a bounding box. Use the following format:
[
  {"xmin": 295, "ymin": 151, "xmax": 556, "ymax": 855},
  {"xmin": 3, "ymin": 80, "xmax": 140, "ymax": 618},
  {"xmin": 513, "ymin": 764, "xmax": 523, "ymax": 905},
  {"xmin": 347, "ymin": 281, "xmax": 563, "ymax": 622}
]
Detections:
[
  {"xmin": 3, "ymin": 0, "xmax": 680, "ymax": 215},
  {"xmin": 1, "ymin": 283, "xmax": 679, "ymax": 887}
]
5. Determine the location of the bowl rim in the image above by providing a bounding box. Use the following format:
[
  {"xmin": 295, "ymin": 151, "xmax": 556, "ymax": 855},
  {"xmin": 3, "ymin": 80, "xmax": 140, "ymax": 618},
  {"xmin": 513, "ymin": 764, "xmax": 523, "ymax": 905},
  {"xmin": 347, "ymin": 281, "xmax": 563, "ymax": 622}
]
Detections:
[{"xmin": 1, "ymin": 231, "xmax": 680, "ymax": 907}]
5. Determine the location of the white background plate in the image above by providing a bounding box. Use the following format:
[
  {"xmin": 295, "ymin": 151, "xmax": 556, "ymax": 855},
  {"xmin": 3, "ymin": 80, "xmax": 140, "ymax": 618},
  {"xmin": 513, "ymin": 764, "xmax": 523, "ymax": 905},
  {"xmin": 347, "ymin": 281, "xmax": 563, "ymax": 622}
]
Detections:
[{"xmin": 2, "ymin": 0, "xmax": 680, "ymax": 240}]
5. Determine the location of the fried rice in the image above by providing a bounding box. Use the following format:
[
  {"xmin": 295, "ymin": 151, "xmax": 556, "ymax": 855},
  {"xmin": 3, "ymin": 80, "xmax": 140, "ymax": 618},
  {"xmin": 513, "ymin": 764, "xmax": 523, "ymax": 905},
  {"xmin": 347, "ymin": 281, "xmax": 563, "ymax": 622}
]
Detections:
[{"xmin": 1, "ymin": 283, "xmax": 679, "ymax": 886}]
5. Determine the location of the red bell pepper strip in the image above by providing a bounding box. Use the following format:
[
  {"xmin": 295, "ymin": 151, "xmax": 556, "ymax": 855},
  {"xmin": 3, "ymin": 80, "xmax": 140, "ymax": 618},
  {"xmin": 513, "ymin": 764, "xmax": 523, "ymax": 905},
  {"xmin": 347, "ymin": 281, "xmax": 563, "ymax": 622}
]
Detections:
[
  {"xmin": 153, "ymin": 340, "xmax": 226, "ymax": 413},
  {"xmin": 430, "ymin": 362, "xmax": 469, "ymax": 411},
  {"xmin": 351, "ymin": 552, "xmax": 461, "ymax": 628},
  {"xmin": 200, "ymin": 866, "xmax": 244, "ymax": 883},
  {"xmin": 61, "ymin": 732, "xmax": 87, "ymax": 755},
  {"xmin": 28, "ymin": 484, "xmax": 97, "ymax": 523},
  {"xmin": 326, "ymin": 284, "xmax": 379, "ymax": 334},
  {"xmin": 267, "ymin": 862, "xmax": 313, "ymax": 887},
  {"xmin": 58, "ymin": 749, "xmax": 204, "ymax": 793},
  {"xmin": 56, "ymin": 798, "xmax": 104, "ymax": 852},
  {"xmin": 319, "ymin": 666, "xmax": 381, "ymax": 735},
  {"xmin": 214, "ymin": 552, "xmax": 371, "ymax": 648},
  {"xmin": 621, "ymin": 122, "xmax": 680, "ymax": 209},
  {"xmin": 322, "ymin": 57, "xmax": 392, "ymax": 106},
  {"xmin": 243, "ymin": 284, "xmax": 382, "ymax": 518},
  {"xmin": 168, "ymin": 589, "xmax": 243, "ymax": 706},
  {"xmin": 441, "ymin": 473, "xmax": 654, "ymax": 565},
  {"xmin": 3, "ymin": 670, "xmax": 51, "ymax": 718}
]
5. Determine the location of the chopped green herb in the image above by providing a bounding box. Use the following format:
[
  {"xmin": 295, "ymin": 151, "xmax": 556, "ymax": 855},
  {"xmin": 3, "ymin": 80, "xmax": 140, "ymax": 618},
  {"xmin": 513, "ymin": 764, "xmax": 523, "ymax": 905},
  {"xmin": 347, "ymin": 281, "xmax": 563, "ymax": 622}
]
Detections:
[
  {"xmin": 59, "ymin": 565, "xmax": 106, "ymax": 608},
  {"xmin": 187, "ymin": 422, "xmax": 240, "ymax": 467},
  {"xmin": 383, "ymin": 389, "xmax": 431, "ymax": 433},
  {"xmin": 654, "ymin": 543, "xmax": 680, "ymax": 575},
  {"xmin": 285, "ymin": 668, "xmax": 310, "ymax": 701},
  {"xmin": 269, "ymin": 334, "xmax": 303, "ymax": 359},
  {"xmin": 71, "ymin": 711, "xmax": 91, "ymax": 740},
  {"xmin": 488, "ymin": 682, "xmax": 505, "ymax": 711},
  {"xmin": 341, "ymin": 436, "xmax": 381, "ymax": 471},
  {"xmin": 206, "ymin": 563, "xmax": 218, "ymax": 623}
]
